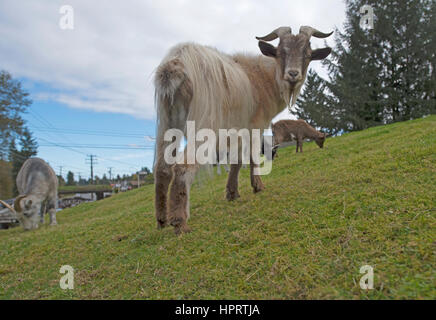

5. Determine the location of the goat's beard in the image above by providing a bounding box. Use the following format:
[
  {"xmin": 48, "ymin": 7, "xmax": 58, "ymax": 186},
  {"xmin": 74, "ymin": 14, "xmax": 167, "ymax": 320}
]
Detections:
[
  {"xmin": 276, "ymin": 71, "xmax": 304, "ymax": 108},
  {"xmin": 291, "ymin": 81, "xmax": 303, "ymax": 107}
]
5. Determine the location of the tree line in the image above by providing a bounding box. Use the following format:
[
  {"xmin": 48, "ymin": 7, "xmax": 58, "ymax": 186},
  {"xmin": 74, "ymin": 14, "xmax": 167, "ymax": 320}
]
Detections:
[
  {"xmin": 293, "ymin": 0, "xmax": 435, "ymax": 134},
  {"xmin": 2, "ymin": 0, "xmax": 435, "ymax": 195},
  {"xmin": 0, "ymin": 70, "xmax": 153, "ymax": 198},
  {"xmin": 0, "ymin": 70, "xmax": 38, "ymax": 198},
  {"xmin": 61, "ymin": 167, "xmax": 153, "ymax": 187}
]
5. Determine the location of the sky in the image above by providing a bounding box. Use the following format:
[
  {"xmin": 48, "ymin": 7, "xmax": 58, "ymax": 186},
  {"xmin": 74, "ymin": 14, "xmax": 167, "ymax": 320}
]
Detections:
[{"xmin": 0, "ymin": 0, "xmax": 346, "ymax": 180}]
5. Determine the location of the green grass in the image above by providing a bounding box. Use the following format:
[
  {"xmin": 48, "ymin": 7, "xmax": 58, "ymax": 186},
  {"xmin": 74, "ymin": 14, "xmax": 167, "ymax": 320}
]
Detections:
[
  {"xmin": 1, "ymin": 117, "xmax": 435, "ymax": 299},
  {"xmin": 58, "ymin": 185, "xmax": 112, "ymax": 193}
]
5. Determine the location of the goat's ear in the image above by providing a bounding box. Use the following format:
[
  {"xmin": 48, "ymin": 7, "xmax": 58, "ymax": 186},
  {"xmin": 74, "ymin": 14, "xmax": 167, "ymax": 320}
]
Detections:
[
  {"xmin": 25, "ymin": 199, "xmax": 32, "ymax": 209},
  {"xmin": 258, "ymin": 41, "xmax": 277, "ymax": 57},
  {"xmin": 311, "ymin": 47, "xmax": 332, "ymax": 61}
]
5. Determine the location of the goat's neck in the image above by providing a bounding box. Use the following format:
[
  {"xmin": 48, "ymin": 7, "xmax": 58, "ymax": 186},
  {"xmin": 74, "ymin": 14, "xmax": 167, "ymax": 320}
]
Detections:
[
  {"xmin": 256, "ymin": 59, "xmax": 289, "ymax": 122},
  {"xmin": 304, "ymin": 126, "xmax": 321, "ymax": 140}
]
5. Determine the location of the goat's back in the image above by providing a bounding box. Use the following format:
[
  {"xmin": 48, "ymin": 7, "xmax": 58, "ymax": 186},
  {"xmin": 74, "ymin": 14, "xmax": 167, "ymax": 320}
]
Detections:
[
  {"xmin": 16, "ymin": 158, "xmax": 58, "ymax": 196},
  {"xmin": 155, "ymin": 43, "xmax": 256, "ymax": 133}
]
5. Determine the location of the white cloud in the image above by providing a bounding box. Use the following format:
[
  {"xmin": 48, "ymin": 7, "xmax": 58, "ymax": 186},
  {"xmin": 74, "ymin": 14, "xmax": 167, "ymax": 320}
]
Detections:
[{"xmin": 0, "ymin": 0, "xmax": 345, "ymax": 120}]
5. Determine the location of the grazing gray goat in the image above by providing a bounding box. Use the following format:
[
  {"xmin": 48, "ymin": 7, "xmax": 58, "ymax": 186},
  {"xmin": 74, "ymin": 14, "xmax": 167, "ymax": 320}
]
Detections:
[{"xmin": 0, "ymin": 158, "xmax": 58, "ymax": 230}]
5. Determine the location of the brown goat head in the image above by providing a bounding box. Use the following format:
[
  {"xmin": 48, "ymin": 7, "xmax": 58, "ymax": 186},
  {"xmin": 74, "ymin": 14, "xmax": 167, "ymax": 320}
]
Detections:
[
  {"xmin": 315, "ymin": 132, "xmax": 327, "ymax": 149},
  {"xmin": 256, "ymin": 26, "xmax": 333, "ymax": 105}
]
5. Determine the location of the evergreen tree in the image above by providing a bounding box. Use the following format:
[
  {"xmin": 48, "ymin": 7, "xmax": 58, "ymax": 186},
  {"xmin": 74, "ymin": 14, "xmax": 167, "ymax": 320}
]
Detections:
[
  {"xmin": 57, "ymin": 175, "xmax": 65, "ymax": 187},
  {"xmin": 373, "ymin": 0, "xmax": 435, "ymax": 121},
  {"xmin": 101, "ymin": 174, "xmax": 109, "ymax": 185},
  {"xmin": 1, "ymin": 71, "xmax": 37, "ymax": 195},
  {"xmin": 18, "ymin": 128, "xmax": 38, "ymax": 158},
  {"xmin": 296, "ymin": 0, "xmax": 435, "ymax": 132},
  {"xmin": 292, "ymin": 70, "xmax": 340, "ymax": 135},
  {"xmin": 9, "ymin": 129, "xmax": 38, "ymax": 195},
  {"xmin": 0, "ymin": 160, "xmax": 13, "ymax": 199},
  {"xmin": 78, "ymin": 176, "xmax": 87, "ymax": 186},
  {"xmin": 426, "ymin": 0, "xmax": 436, "ymax": 106},
  {"xmin": 0, "ymin": 70, "xmax": 32, "ymax": 159},
  {"xmin": 141, "ymin": 167, "xmax": 151, "ymax": 175},
  {"xmin": 66, "ymin": 171, "xmax": 75, "ymax": 186}
]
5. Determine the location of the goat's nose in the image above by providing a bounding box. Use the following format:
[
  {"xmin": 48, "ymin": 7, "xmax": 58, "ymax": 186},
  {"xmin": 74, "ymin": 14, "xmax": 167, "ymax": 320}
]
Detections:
[{"xmin": 288, "ymin": 70, "xmax": 300, "ymax": 78}]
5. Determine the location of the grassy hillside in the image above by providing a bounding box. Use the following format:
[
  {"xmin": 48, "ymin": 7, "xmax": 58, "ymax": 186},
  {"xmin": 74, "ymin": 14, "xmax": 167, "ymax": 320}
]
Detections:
[
  {"xmin": 58, "ymin": 185, "xmax": 112, "ymax": 193},
  {"xmin": 0, "ymin": 117, "xmax": 435, "ymax": 299}
]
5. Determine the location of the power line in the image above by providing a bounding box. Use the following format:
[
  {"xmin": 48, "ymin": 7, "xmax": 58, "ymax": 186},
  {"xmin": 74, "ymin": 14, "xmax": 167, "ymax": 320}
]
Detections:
[
  {"xmin": 2, "ymin": 148, "xmax": 89, "ymax": 180},
  {"xmin": 3, "ymin": 135, "xmax": 144, "ymax": 179},
  {"xmin": 29, "ymin": 125, "xmax": 154, "ymax": 139},
  {"xmin": 27, "ymin": 110, "xmax": 148, "ymax": 169},
  {"xmin": 37, "ymin": 136, "xmax": 144, "ymax": 168},
  {"xmin": 28, "ymin": 110, "xmax": 107, "ymax": 159},
  {"xmin": 38, "ymin": 143, "xmax": 153, "ymax": 150},
  {"xmin": 37, "ymin": 137, "xmax": 88, "ymax": 156}
]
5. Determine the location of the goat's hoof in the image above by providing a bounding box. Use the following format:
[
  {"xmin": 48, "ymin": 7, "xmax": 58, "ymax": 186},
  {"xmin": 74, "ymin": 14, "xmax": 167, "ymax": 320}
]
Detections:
[
  {"xmin": 174, "ymin": 224, "xmax": 191, "ymax": 236},
  {"xmin": 49, "ymin": 222, "xmax": 58, "ymax": 226},
  {"xmin": 171, "ymin": 218, "xmax": 191, "ymax": 235},
  {"xmin": 226, "ymin": 190, "xmax": 240, "ymax": 201},
  {"xmin": 157, "ymin": 219, "xmax": 168, "ymax": 230},
  {"xmin": 253, "ymin": 185, "xmax": 265, "ymax": 194}
]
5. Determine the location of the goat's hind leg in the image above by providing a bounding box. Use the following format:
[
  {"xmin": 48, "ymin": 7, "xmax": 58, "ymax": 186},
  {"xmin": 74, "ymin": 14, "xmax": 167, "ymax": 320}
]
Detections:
[
  {"xmin": 39, "ymin": 201, "xmax": 45, "ymax": 224},
  {"xmin": 226, "ymin": 163, "xmax": 242, "ymax": 201},
  {"xmin": 250, "ymin": 157, "xmax": 265, "ymax": 193}
]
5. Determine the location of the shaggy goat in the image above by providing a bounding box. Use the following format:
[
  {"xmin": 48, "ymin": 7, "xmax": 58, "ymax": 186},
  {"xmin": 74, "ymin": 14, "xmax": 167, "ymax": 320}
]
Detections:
[
  {"xmin": 154, "ymin": 26, "xmax": 333, "ymax": 234},
  {"xmin": 0, "ymin": 158, "xmax": 58, "ymax": 230},
  {"xmin": 273, "ymin": 119, "xmax": 326, "ymax": 154}
]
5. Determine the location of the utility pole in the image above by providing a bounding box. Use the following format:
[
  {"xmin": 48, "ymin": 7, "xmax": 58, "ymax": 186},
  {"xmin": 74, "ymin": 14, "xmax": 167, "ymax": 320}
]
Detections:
[
  {"xmin": 108, "ymin": 167, "xmax": 114, "ymax": 181},
  {"xmin": 86, "ymin": 155, "xmax": 97, "ymax": 184},
  {"xmin": 77, "ymin": 172, "xmax": 82, "ymax": 184},
  {"xmin": 58, "ymin": 166, "xmax": 63, "ymax": 177}
]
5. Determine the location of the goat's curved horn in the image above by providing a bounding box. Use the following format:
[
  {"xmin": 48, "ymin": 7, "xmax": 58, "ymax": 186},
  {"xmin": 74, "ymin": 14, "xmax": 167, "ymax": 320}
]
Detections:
[
  {"xmin": 299, "ymin": 26, "xmax": 333, "ymax": 38},
  {"xmin": 0, "ymin": 200, "xmax": 16, "ymax": 215},
  {"xmin": 256, "ymin": 26, "xmax": 292, "ymax": 42},
  {"xmin": 14, "ymin": 195, "xmax": 27, "ymax": 212}
]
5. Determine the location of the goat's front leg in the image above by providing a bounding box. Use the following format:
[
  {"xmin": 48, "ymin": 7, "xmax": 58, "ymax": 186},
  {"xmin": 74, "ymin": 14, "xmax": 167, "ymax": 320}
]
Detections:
[
  {"xmin": 250, "ymin": 157, "xmax": 265, "ymax": 194},
  {"xmin": 48, "ymin": 209, "xmax": 57, "ymax": 226},
  {"xmin": 168, "ymin": 164, "xmax": 198, "ymax": 235},
  {"xmin": 154, "ymin": 159, "xmax": 173, "ymax": 229},
  {"xmin": 39, "ymin": 203, "xmax": 45, "ymax": 224},
  {"xmin": 226, "ymin": 163, "xmax": 242, "ymax": 201},
  {"xmin": 296, "ymin": 137, "xmax": 304, "ymax": 153},
  {"xmin": 47, "ymin": 197, "xmax": 57, "ymax": 226}
]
